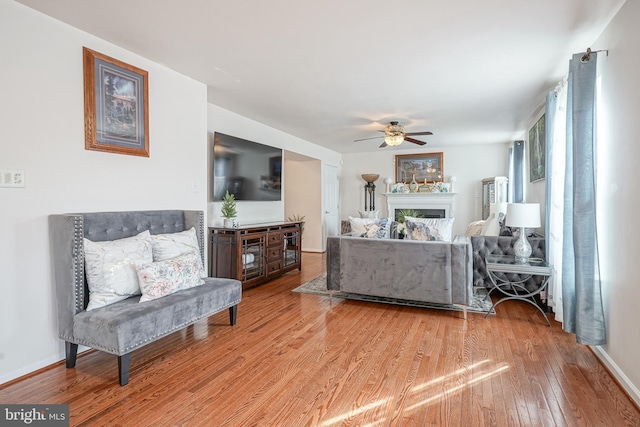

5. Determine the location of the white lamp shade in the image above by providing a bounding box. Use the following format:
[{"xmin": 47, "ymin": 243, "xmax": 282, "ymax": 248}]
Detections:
[{"xmin": 505, "ymin": 203, "xmax": 541, "ymax": 228}]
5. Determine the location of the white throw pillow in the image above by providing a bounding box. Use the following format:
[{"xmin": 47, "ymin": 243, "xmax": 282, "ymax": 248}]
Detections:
[
  {"xmin": 481, "ymin": 213, "xmax": 500, "ymax": 236},
  {"xmin": 136, "ymin": 251, "xmax": 205, "ymax": 303},
  {"xmin": 465, "ymin": 220, "xmax": 486, "ymax": 236},
  {"xmin": 150, "ymin": 227, "xmax": 206, "ymax": 278},
  {"xmin": 358, "ymin": 210, "xmax": 380, "ymax": 219},
  {"xmin": 84, "ymin": 230, "xmax": 153, "ymax": 311},
  {"xmin": 404, "ymin": 217, "xmax": 455, "ymax": 242},
  {"xmin": 349, "ymin": 216, "xmax": 392, "ymax": 239}
]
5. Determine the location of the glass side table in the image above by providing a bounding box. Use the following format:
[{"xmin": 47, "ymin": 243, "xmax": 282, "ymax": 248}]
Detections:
[{"xmin": 484, "ymin": 254, "xmax": 552, "ymax": 327}]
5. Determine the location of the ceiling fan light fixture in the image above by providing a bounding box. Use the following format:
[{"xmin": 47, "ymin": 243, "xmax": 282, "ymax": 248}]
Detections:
[
  {"xmin": 384, "ymin": 134, "xmax": 405, "ymax": 146},
  {"xmin": 385, "ymin": 121, "xmax": 404, "ymax": 135}
]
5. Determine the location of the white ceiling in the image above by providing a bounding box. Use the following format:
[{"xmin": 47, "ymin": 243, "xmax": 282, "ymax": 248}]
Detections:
[{"xmin": 17, "ymin": 0, "xmax": 625, "ymax": 153}]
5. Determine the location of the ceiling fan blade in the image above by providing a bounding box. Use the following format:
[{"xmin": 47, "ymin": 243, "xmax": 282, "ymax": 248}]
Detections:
[
  {"xmin": 404, "ymin": 137, "xmax": 427, "ymax": 146},
  {"xmin": 354, "ymin": 136, "xmax": 382, "ymax": 142},
  {"xmin": 379, "ymin": 141, "xmax": 388, "ymax": 148},
  {"xmin": 405, "ymin": 131, "xmax": 433, "ymax": 136}
]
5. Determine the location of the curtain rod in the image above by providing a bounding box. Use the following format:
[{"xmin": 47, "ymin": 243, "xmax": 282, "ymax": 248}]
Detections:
[{"xmin": 580, "ymin": 47, "xmax": 609, "ymax": 63}]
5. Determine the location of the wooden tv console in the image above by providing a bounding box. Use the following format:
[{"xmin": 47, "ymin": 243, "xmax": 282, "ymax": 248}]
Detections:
[{"xmin": 208, "ymin": 222, "xmax": 302, "ymax": 290}]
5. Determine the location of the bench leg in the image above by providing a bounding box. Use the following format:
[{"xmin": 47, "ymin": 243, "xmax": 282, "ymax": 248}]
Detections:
[
  {"xmin": 229, "ymin": 305, "xmax": 238, "ymax": 326},
  {"xmin": 65, "ymin": 342, "xmax": 78, "ymax": 368},
  {"xmin": 118, "ymin": 354, "xmax": 131, "ymax": 386}
]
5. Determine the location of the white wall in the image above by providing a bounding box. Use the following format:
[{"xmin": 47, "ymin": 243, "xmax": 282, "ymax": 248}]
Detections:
[
  {"xmin": 521, "ymin": 107, "xmax": 547, "ymax": 230},
  {"xmin": 0, "ymin": 1, "xmax": 208, "ymax": 383},
  {"xmin": 341, "ymin": 144, "xmax": 510, "ymax": 236},
  {"xmin": 207, "ymin": 104, "xmax": 341, "ymax": 227},
  {"xmin": 589, "ymin": 0, "xmax": 640, "ymax": 403}
]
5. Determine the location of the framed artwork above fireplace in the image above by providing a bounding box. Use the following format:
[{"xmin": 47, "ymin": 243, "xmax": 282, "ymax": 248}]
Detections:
[{"xmin": 395, "ymin": 152, "xmax": 444, "ymax": 183}]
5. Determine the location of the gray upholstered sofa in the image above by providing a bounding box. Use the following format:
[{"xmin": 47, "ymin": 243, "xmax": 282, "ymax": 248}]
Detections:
[
  {"xmin": 326, "ymin": 235, "xmax": 474, "ymax": 319},
  {"xmin": 49, "ymin": 210, "xmax": 242, "ymax": 385}
]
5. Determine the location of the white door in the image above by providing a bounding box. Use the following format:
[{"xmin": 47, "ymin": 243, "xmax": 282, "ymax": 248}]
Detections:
[{"xmin": 323, "ymin": 164, "xmax": 339, "ymax": 251}]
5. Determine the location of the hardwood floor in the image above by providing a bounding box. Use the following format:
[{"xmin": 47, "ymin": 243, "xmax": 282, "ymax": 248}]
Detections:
[{"xmin": 2, "ymin": 252, "xmax": 639, "ymax": 426}]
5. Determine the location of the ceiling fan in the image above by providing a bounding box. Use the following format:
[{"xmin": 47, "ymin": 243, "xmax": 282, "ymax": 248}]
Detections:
[{"xmin": 354, "ymin": 121, "xmax": 433, "ymax": 148}]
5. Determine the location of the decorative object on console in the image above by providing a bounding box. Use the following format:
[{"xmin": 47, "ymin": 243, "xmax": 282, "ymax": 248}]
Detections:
[
  {"xmin": 361, "ymin": 173, "xmax": 379, "ymax": 211},
  {"xmin": 395, "ymin": 152, "xmax": 444, "ymax": 184},
  {"xmin": 221, "ymin": 190, "xmax": 238, "ymax": 228},
  {"xmin": 450, "ymin": 175, "xmax": 457, "ymax": 193},
  {"xmin": 409, "ymin": 174, "xmax": 419, "ymax": 192},
  {"xmin": 506, "ymin": 203, "xmax": 541, "ymax": 262},
  {"xmin": 384, "ymin": 177, "xmax": 393, "ymax": 193},
  {"xmin": 391, "ymin": 183, "xmax": 409, "ymax": 193}
]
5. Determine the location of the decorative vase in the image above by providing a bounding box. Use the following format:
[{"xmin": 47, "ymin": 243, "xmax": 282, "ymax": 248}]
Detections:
[
  {"xmin": 223, "ymin": 218, "xmax": 237, "ymax": 228},
  {"xmin": 409, "ymin": 174, "xmax": 419, "ymax": 193}
]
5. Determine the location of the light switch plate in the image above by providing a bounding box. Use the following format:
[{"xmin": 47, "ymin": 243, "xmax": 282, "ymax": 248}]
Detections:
[{"xmin": 0, "ymin": 169, "xmax": 26, "ymax": 188}]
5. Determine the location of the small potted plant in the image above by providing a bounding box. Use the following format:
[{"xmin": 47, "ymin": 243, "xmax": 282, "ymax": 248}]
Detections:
[
  {"xmin": 395, "ymin": 209, "xmax": 421, "ymax": 239},
  {"xmin": 221, "ymin": 190, "xmax": 238, "ymax": 228}
]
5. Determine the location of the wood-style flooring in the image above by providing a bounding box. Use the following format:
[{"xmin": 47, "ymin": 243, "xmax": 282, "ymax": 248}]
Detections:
[{"xmin": 1, "ymin": 252, "xmax": 639, "ymax": 426}]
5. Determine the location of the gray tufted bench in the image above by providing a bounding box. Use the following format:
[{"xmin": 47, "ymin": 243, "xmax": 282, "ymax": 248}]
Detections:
[
  {"xmin": 471, "ymin": 235, "xmax": 546, "ymax": 291},
  {"xmin": 49, "ymin": 210, "xmax": 242, "ymax": 385}
]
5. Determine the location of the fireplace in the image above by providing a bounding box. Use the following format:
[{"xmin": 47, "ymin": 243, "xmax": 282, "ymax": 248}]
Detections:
[
  {"xmin": 394, "ymin": 208, "xmax": 445, "ymax": 221},
  {"xmin": 383, "ymin": 192, "xmax": 456, "ymax": 220}
]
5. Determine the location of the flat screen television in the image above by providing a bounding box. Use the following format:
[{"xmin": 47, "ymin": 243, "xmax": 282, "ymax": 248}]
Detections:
[{"xmin": 212, "ymin": 132, "xmax": 282, "ymax": 201}]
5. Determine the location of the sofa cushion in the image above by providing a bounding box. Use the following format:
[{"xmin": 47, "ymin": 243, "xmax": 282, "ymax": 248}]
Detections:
[
  {"xmin": 404, "ymin": 217, "xmax": 455, "ymax": 242},
  {"xmin": 137, "ymin": 251, "xmax": 205, "ymax": 303},
  {"xmin": 83, "ymin": 230, "xmax": 153, "ymax": 311},
  {"xmin": 150, "ymin": 227, "xmax": 206, "ymax": 278},
  {"xmin": 349, "ymin": 216, "xmax": 392, "ymax": 239},
  {"xmin": 71, "ymin": 277, "xmax": 242, "ymax": 355}
]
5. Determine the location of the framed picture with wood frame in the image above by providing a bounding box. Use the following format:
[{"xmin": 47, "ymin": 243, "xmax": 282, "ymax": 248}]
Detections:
[
  {"xmin": 395, "ymin": 152, "xmax": 444, "ymax": 183},
  {"xmin": 83, "ymin": 47, "xmax": 149, "ymax": 157}
]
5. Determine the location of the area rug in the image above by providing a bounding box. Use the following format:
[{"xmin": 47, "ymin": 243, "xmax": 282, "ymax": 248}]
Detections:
[{"xmin": 293, "ymin": 273, "xmax": 495, "ymax": 314}]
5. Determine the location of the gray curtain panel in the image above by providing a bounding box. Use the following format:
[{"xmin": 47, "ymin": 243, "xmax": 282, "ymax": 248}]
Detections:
[{"xmin": 561, "ymin": 53, "xmax": 606, "ymax": 345}]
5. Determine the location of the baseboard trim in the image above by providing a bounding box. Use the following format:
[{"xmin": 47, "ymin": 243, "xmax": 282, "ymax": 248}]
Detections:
[
  {"xmin": 0, "ymin": 346, "xmax": 92, "ymax": 387},
  {"xmin": 591, "ymin": 345, "xmax": 640, "ymax": 409}
]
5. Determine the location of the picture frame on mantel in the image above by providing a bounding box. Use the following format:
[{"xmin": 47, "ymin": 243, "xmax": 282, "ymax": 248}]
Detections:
[
  {"xmin": 395, "ymin": 152, "xmax": 444, "ymax": 183},
  {"xmin": 83, "ymin": 47, "xmax": 149, "ymax": 157},
  {"xmin": 528, "ymin": 114, "xmax": 545, "ymax": 182}
]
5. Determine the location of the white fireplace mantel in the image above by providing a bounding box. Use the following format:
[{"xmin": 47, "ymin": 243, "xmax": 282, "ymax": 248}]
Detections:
[{"xmin": 383, "ymin": 192, "xmax": 457, "ymax": 219}]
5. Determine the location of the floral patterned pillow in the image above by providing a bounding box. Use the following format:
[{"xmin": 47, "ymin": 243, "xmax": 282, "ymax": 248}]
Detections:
[
  {"xmin": 83, "ymin": 230, "xmax": 153, "ymax": 311},
  {"xmin": 404, "ymin": 217, "xmax": 455, "ymax": 242},
  {"xmin": 136, "ymin": 250, "xmax": 205, "ymax": 303},
  {"xmin": 349, "ymin": 216, "xmax": 392, "ymax": 239},
  {"xmin": 150, "ymin": 227, "xmax": 206, "ymax": 278}
]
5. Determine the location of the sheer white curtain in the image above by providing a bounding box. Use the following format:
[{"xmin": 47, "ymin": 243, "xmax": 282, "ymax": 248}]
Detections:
[{"xmin": 546, "ymin": 81, "xmax": 567, "ymax": 322}]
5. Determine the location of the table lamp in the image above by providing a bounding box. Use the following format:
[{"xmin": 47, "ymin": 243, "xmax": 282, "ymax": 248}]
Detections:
[{"xmin": 505, "ymin": 203, "xmax": 541, "ymax": 262}]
